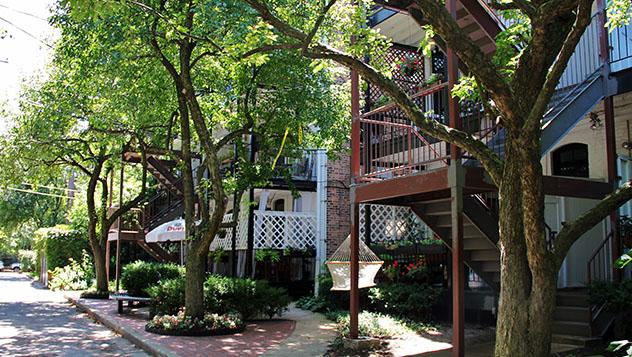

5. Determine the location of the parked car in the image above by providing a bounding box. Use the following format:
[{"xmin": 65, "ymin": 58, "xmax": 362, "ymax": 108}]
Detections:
[
  {"xmin": 10, "ymin": 262, "xmax": 21, "ymax": 272},
  {"xmin": 0, "ymin": 260, "xmax": 20, "ymax": 272}
]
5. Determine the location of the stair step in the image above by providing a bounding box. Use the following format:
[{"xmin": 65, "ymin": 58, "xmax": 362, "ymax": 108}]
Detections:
[
  {"xmin": 418, "ymin": 200, "xmax": 451, "ymax": 215},
  {"xmin": 551, "ymin": 334, "xmax": 601, "ymax": 347},
  {"xmin": 464, "ymin": 239, "xmax": 495, "ymax": 250},
  {"xmin": 554, "ymin": 306, "xmax": 591, "ymax": 323},
  {"xmin": 552, "ymin": 321, "xmax": 592, "ymax": 337},
  {"xmin": 470, "ymin": 249, "xmax": 500, "ymax": 261},
  {"xmin": 557, "ymin": 292, "xmax": 590, "ymax": 307},
  {"xmin": 480, "ymin": 261, "xmax": 500, "ymax": 273}
]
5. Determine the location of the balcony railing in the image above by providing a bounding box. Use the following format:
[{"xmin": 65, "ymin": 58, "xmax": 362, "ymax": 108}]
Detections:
[
  {"xmin": 610, "ymin": 21, "xmax": 632, "ymax": 73},
  {"xmin": 254, "ymin": 211, "xmax": 317, "ymax": 250},
  {"xmin": 557, "ymin": 14, "xmax": 602, "ymax": 90},
  {"xmin": 274, "ymin": 150, "xmax": 318, "ymax": 181},
  {"xmin": 358, "ymin": 83, "xmax": 499, "ymax": 180},
  {"xmin": 210, "ymin": 210, "xmax": 317, "ymax": 251}
]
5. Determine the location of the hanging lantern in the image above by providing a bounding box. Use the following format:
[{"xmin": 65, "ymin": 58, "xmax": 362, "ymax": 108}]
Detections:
[{"xmin": 326, "ymin": 235, "xmax": 384, "ymax": 291}]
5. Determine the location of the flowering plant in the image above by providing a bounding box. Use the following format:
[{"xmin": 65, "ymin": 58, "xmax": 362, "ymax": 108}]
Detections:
[
  {"xmin": 146, "ymin": 309, "xmax": 243, "ymax": 332},
  {"xmin": 395, "ymin": 56, "xmax": 422, "ymax": 76}
]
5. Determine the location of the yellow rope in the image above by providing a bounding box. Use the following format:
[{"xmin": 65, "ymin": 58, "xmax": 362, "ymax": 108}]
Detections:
[{"xmin": 272, "ymin": 127, "xmax": 290, "ymax": 170}]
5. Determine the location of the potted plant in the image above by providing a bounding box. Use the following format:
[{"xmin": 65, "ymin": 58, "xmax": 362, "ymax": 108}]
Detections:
[{"xmin": 395, "ymin": 55, "xmax": 422, "ymax": 76}]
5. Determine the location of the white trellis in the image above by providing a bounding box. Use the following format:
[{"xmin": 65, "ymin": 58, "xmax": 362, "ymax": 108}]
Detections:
[
  {"xmin": 254, "ymin": 211, "xmax": 317, "ymax": 249},
  {"xmin": 210, "ymin": 210, "xmax": 316, "ymax": 251},
  {"xmin": 210, "ymin": 207, "xmax": 249, "ymax": 251},
  {"xmin": 359, "ymin": 204, "xmax": 431, "ymax": 244}
]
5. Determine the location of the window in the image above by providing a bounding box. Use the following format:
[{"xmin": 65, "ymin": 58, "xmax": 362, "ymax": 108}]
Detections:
[
  {"xmin": 552, "ymin": 143, "xmax": 589, "ymax": 177},
  {"xmin": 273, "ymin": 199, "xmax": 285, "ymax": 211}
]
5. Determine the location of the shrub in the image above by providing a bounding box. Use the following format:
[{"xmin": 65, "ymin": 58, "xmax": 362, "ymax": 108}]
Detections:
[
  {"xmin": 147, "ymin": 277, "xmax": 186, "ymax": 316},
  {"xmin": 333, "ymin": 311, "xmax": 412, "ymax": 338},
  {"xmin": 147, "ymin": 274, "xmax": 291, "ymax": 320},
  {"xmin": 203, "ymin": 275, "xmax": 291, "ymax": 320},
  {"xmin": 121, "ymin": 261, "xmax": 184, "ymax": 297},
  {"xmin": 17, "ymin": 249, "xmax": 36, "ymax": 272},
  {"xmin": 295, "ymin": 296, "xmax": 332, "ymax": 313},
  {"xmin": 35, "ymin": 226, "xmax": 89, "ymax": 270},
  {"xmin": 368, "ymin": 282, "xmax": 443, "ymax": 321},
  {"xmin": 49, "ymin": 252, "xmax": 94, "ymax": 291},
  {"xmin": 258, "ymin": 283, "xmax": 292, "ymax": 319},
  {"xmin": 590, "ymin": 279, "xmax": 632, "ymax": 338}
]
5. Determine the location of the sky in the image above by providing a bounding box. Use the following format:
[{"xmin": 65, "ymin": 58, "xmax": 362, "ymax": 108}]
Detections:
[{"xmin": 0, "ymin": 0, "xmax": 58, "ymax": 134}]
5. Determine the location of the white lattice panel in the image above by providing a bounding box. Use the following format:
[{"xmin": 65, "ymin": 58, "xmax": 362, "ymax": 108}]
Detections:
[
  {"xmin": 210, "ymin": 205, "xmax": 249, "ymax": 251},
  {"xmin": 359, "ymin": 204, "xmax": 431, "ymax": 243},
  {"xmin": 254, "ymin": 211, "xmax": 317, "ymax": 249}
]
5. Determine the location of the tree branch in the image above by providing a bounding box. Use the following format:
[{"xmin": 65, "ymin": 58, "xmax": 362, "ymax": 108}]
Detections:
[
  {"xmin": 244, "ymin": 0, "xmax": 504, "ymax": 184},
  {"xmin": 522, "ymin": 0, "xmax": 592, "ymax": 133},
  {"xmin": 241, "ymin": 43, "xmax": 303, "ymax": 58},
  {"xmin": 105, "ymin": 144, "xmax": 149, "ymax": 229},
  {"xmin": 553, "ymin": 181, "xmax": 632, "ymax": 267},
  {"xmin": 302, "ymin": 0, "xmax": 337, "ymax": 53},
  {"xmin": 410, "ymin": 0, "xmax": 516, "ymax": 121}
]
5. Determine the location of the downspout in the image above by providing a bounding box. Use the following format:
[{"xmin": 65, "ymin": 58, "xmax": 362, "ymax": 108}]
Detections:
[{"xmin": 314, "ymin": 149, "xmax": 328, "ymax": 296}]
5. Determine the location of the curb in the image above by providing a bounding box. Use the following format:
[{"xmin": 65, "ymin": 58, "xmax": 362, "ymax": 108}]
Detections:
[{"xmin": 65, "ymin": 294, "xmax": 178, "ymax": 357}]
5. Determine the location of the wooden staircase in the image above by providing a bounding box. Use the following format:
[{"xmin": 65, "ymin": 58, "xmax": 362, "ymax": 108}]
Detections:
[
  {"xmin": 410, "ymin": 195, "xmax": 606, "ymax": 347},
  {"xmin": 411, "ymin": 196, "xmax": 501, "ymax": 291}
]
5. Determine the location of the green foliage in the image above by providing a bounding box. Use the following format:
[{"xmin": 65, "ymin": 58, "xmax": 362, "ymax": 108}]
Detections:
[
  {"xmin": 146, "ymin": 310, "xmax": 243, "ymax": 333},
  {"xmin": 295, "ymin": 295, "xmax": 332, "ymax": 313},
  {"xmin": 80, "ymin": 289, "xmax": 110, "ymax": 299},
  {"xmin": 331, "ymin": 311, "xmax": 414, "ymax": 338},
  {"xmin": 368, "ymin": 283, "xmax": 443, "ymax": 321},
  {"xmin": 36, "ymin": 225, "xmax": 89, "ymax": 270},
  {"xmin": 121, "ymin": 261, "xmax": 184, "ymax": 297},
  {"xmin": 203, "ymin": 275, "xmax": 290, "ymax": 320},
  {"xmin": 147, "ymin": 277, "xmax": 186, "ymax": 316},
  {"xmin": 606, "ymin": 0, "xmax": 632, "ymax": 29},
  {"xmin": 148, "ymin": 274, "xmax": 292, "ymax": 320},
  {"xmin": 607, "ymin": 340, "xmax": 632, "ymax": 356},
  {"xmin": 49, "ymin": 251, "xmax": 94, "ymax": 291},
  {"xmin": 590, "ymin": 279, "xmax": 632, "ymax": 314},
  {"xmin": 17, "ymin": 250, "xmax": 36, "ymax": 272},
  {"xmin": 616, "ymin": 248, "xmax": 632, "ymax": 269},
  {"xmin": 255, "ymin": 249, "xmax": 280, "ymax": 263}
]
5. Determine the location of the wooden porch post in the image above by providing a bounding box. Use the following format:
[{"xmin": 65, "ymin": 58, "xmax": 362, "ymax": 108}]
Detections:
[
  {"xmin": 449, "ymin": 164, "xmax": 465, "ymax": 357},
  {"xmin": 349, "ymin": 65, "xmax": 361, "ymax": 339},
  {"xmin": 597, "ymin": 0, "xmax": 621, "ymax": 280},
  {"xmin": 446, "ymin": 0, "xmax": 463, "ymax": 354},
  {"xmin": 115, "ymin": 159, "xmax": 124, "ymax": 292},
  {"xmin": 350, "ymin": 197, "xmax": 360, "ymax": 339},
  {"xmin": 105, "ymin": 240, "xmax": 110, "ymax": 283}
]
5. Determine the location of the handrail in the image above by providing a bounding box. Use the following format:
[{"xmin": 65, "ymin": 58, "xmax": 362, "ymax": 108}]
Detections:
[
  {"xmin": 544, "ymin": 222, "xmax": 557, "ymax": 249},
  {"xmin": 587, "ymin": 230, "xmax": 615, "ymax": 285},
  {"xmin": 361, "ymin": 82, "xmax": 448, "ymax": 117}
]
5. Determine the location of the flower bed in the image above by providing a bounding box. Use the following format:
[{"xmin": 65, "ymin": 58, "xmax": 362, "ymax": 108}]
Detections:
[{"xmin": 145, "ymin": 310, "xmax": 245, "ymax": 336}]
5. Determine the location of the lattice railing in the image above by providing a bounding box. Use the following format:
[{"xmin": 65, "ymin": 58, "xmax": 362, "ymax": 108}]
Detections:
[
  {"xmin": 254, "ymin": 211, "xmax": 317, "ymax": 249},
  {"xmin": 359, "ymin": 204, "xmax": 432, "ymax": 244},
  {"xmin": 210, "ymin": 209, "xmax": 249, "ymax": 251},
  {"xmin": 366, "ymin": 44, "xmax": 425, "ymax": 110}
]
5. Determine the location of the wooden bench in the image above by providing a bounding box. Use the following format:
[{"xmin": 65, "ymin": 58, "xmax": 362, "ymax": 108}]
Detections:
[{"xmin": 111, "ymin": 294, "xmax": 151, "ymax": 314}]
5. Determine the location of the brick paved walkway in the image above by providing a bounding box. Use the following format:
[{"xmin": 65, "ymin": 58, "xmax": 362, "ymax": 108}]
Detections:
[{"xmin": 67, "ymin": 295, "xmax": 325, "ymax": 356}]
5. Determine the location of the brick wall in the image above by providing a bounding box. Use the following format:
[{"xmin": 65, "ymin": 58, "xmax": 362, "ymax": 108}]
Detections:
[{"xmin": 326, "ymin": 152, "xmax": 351, "ymax": 257}]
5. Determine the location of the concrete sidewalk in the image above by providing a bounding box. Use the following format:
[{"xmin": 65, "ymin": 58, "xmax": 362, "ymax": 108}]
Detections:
[{"xmin": 66, "ymin": 295, "xmax": 336, "ymax": 357}]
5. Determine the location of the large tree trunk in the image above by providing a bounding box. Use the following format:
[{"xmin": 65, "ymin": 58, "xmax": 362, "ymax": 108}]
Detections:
[
  {"xmin": 92, "ymin": 239, "xmax": 108, "ymax": 292},
  {"xmin": 185, "ymin": 244, "xmax": 207, "ymax": 318},
  {"xmin": 494, "ymin": 135, "xmax": 558, "ymax": 357}
]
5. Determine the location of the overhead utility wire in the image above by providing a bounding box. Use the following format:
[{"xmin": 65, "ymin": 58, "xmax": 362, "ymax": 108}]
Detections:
[
  {"xmin": 0, "ymin": 15, "xmax": 53, "ymax": 48},
  {"xmin": 0, "ymin": 4, "xmax": 48, "ymax": 21},
  {"xmin": 1, "ymin": 187, "xmax": 70, "ymax": 199}
]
